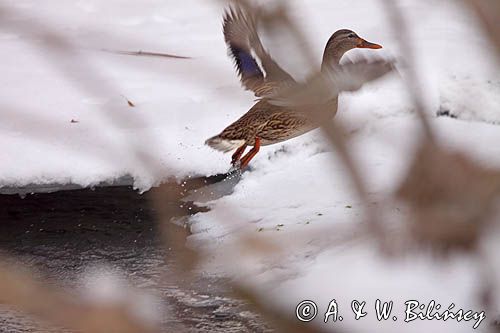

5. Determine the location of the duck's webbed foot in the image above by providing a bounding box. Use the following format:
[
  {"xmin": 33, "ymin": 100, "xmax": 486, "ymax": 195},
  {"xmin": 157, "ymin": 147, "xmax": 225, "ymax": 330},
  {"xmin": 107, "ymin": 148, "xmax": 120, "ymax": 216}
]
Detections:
[{"xmin": 239, "ymin": 137, "xmax": 261, "ymax": 169}]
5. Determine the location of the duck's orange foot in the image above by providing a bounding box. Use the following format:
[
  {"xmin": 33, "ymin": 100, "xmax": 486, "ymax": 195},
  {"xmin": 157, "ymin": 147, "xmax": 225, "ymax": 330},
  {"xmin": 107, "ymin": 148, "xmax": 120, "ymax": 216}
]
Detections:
[
  {"xmin": 239, "ymin": 137, "xmax": 260, "ymax": 169},
  {"xmin": 231, "ymin": 144, "xmax": 247, "ymax": 166}
]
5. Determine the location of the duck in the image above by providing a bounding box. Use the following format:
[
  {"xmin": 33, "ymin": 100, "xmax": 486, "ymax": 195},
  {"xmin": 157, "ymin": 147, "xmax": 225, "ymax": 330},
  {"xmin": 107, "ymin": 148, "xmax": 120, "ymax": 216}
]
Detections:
[{"xmin": 206, "ymin": 5, "xmax": 384, "ymax": 169}]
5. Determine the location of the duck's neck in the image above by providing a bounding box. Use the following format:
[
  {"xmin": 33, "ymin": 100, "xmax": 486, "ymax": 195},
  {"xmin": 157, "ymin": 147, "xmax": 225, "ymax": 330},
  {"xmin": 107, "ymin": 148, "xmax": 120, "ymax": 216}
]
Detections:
[
  {"xmin": 320, "ymin": 43, "xmax": 347, "ymax": 72},
  {"xmin": 319, "ymin": 41, "xmax": 345, "ymax": 112}
]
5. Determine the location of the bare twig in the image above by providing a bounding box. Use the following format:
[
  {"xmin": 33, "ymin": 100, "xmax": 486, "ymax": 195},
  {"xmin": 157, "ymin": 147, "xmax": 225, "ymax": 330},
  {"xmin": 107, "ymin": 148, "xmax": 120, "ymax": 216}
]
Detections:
[{"xmin": 102, "ymin": 49, "xmax": 192, "ymax": 59}]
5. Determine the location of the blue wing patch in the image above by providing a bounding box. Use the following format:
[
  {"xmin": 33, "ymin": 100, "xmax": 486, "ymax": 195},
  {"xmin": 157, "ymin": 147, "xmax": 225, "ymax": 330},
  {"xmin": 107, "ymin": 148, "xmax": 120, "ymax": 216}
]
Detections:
[{"xmin": 230, "ymin": 46, "xmax": 264, "ymax": 79}]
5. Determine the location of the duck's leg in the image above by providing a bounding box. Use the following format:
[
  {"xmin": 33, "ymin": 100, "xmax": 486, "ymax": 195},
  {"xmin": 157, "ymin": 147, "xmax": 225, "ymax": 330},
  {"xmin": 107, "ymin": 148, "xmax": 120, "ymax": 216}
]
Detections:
[
  {"xmin": 239, "ymin": 137, "xmax": 260, "ymax": 169},
  {"xmin": 231, "ymin": 144, "xmax": 247, "ymax": 165}
]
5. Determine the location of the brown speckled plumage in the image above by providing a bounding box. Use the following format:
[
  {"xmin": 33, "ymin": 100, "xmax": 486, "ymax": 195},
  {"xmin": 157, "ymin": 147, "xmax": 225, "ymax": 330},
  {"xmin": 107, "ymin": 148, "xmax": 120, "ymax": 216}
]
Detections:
[
  {"xmin": 206, "ymin": 4, "xmax": 383, "ymax": 168},
  {"xmin": 216, "ymin": 98, "xmax": 339, "ymax": 147}
]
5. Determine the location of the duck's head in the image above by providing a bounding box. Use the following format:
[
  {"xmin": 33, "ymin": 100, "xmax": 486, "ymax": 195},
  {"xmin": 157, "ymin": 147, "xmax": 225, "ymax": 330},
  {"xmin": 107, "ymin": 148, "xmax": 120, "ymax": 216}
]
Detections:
[{"xmin": 322, "ymin": 29, "xmax": 382, "ymax": 69}]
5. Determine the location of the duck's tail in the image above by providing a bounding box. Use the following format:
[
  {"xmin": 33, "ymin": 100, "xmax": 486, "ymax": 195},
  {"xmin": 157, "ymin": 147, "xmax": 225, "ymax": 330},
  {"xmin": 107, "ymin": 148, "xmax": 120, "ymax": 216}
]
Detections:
[{"xmin": 205, "ymin": 135, "xmax": 245, "ymax": 153}]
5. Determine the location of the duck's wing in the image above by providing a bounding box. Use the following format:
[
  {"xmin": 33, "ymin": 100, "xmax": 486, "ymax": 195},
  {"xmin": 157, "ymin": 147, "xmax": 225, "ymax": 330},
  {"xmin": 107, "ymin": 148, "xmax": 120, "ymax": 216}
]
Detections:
[
  {"xmin": 266, "ymin": 58, "xmax": 396, "ymax": 107},
  {"xmin": 223, "ymin": 5, "xmax": 295, "ymax": 97}
]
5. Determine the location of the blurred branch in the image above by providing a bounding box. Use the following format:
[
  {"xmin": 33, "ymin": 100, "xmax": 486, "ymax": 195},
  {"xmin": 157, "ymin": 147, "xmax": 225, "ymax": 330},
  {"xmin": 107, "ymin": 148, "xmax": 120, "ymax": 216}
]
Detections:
[
  {"xmin": 378, "ymin": 0, "xmax": 435, "ymax": 141},
  {"xmin": 319, "ymin": 120, "xmax": 386, "ymax": 240},
  {"xmin": 0, "ymin": 260, "xmax": 155, "ymax": 333},
  {"xmin": 396, "ymin": 142, "xmax": 500, "ymax": 252},
  {"xmin": 150, "ymin": 182, "xmax": 199, "ymax": 277},
  {"xmin": 467, "ymin": 0, "xmax": 500, "ymax": 57}
]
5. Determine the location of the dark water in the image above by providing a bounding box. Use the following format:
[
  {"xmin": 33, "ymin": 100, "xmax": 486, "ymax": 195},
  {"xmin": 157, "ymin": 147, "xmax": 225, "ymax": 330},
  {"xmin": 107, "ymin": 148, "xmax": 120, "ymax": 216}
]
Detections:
[{"xmin": 0, "ymin": 184, "xmax": 272, "ymax": 332}]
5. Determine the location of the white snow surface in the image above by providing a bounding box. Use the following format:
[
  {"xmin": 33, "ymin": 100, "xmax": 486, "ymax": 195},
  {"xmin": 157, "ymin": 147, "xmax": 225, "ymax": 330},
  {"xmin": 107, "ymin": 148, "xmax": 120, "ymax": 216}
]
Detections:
[{"xmin": 3, "ymin": 0, "xmax": 500, "ymax": 332}]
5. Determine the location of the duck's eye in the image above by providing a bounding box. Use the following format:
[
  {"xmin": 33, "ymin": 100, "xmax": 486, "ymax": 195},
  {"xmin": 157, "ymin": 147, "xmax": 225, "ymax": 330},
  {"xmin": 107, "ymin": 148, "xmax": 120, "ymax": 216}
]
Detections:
[{"xmin": 348, "ymin": 33, "xmax": 356, "ymax": 38}]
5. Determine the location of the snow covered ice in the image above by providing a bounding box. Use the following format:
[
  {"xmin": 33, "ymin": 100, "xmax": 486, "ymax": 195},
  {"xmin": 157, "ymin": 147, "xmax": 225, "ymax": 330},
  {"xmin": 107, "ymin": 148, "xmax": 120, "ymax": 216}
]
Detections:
[{"xmin": 2, "ymin": 0, "xmax": 500, "ymax": 332}]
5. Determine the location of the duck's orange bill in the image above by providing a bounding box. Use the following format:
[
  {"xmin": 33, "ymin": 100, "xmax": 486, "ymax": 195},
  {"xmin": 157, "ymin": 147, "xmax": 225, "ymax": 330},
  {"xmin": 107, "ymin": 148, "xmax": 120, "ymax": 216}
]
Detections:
[{"xmin": 357, "ymin": 38, "xmax": 383, "ymax": 49}]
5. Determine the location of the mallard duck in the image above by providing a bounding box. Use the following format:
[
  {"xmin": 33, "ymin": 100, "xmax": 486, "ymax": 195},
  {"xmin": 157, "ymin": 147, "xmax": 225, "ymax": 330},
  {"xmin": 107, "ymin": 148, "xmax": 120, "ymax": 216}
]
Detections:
[{"xmin": 206, "ymin": 5, "xmax": 383, "ymax": 169}]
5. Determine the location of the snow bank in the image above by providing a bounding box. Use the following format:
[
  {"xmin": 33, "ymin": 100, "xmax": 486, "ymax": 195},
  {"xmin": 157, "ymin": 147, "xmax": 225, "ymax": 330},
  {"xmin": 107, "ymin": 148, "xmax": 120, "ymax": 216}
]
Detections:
[
  {"xmin": 1, "ymin": 0, "xmax": 498, "ymax": 191},
  {"xmin": 1, "ymin": 0, "xmax": 236, "ymax": 190}
]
